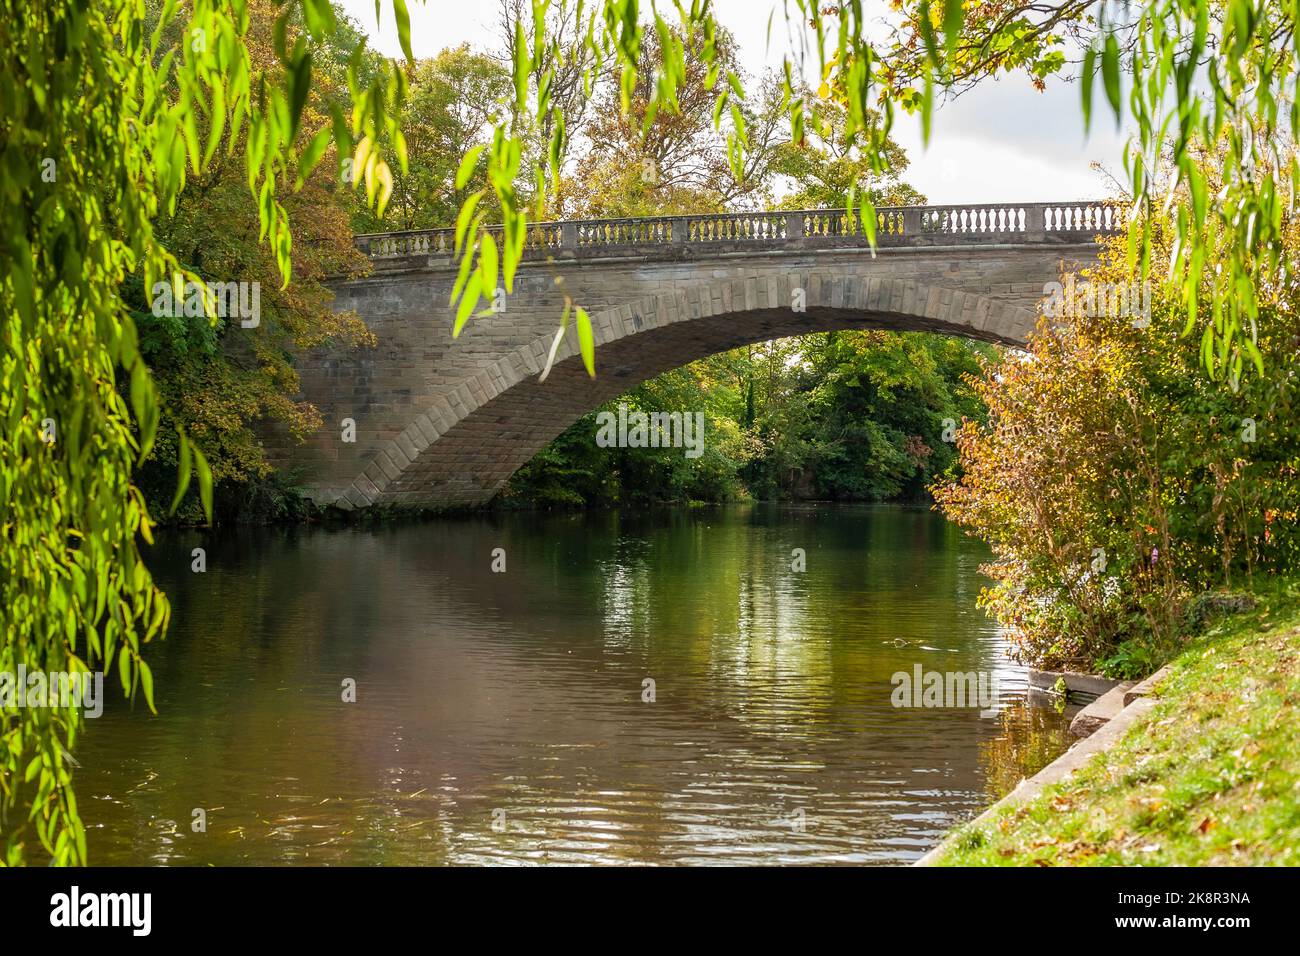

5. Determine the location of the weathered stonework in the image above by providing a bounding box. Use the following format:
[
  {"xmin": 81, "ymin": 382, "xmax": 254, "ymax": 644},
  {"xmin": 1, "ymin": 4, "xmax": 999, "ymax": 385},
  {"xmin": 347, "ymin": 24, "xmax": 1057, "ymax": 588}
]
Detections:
[{"xmin": 272, "ymin": 203, "xmax": 1119, "ymax": 509}]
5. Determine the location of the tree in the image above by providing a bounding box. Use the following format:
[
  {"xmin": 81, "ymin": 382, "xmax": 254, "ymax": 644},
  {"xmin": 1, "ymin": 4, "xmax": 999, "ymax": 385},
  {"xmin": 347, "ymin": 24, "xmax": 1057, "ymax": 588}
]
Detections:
[
  {"xmin": 354, "ymin": 46, "xmax": 511, "ymax": 233},
  {"xmin": 872, "ymin": 1, "xmax": 1293, "ymax": 385},
  {"xmin": 567, "ymin": 24, "xmax": 773, "ymax": 217},
  {"xmin": 497, "ymin": 0, "xmax": 597, "ymax": 217},
  {"xmin": 766, "ymin": 331, "xmax": 990, "ymax": 502},
  {"xmin": 0, "ymin": 0, "xmax": 408, "ymax": 866},
  {"xmin": 134, "ymin": 1, "xmax": 376, "ymax": 521},
  {"xmin": 934, "ymin": 212, "xmax": 1300, "ymax": 675},
  {"xmin": 772, "ymin": 94, "xmax": 926, "ymax": 209}
]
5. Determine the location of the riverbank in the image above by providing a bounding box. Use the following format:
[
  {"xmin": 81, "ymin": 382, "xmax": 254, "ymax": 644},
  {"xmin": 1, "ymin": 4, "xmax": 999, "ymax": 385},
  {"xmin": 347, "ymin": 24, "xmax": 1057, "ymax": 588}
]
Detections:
[
  {"xmin": 156, "ymin": 482, "xmax": 938, "ymax": 528},
  {"xmin": 925, "ymin": 577, "xmax": 1300, "ymax": 865}
]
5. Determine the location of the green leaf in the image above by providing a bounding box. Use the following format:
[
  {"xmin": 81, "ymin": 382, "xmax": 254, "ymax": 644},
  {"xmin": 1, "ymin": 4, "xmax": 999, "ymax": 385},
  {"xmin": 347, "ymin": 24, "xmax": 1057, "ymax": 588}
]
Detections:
[
  {"xmin": 169, "ymin": 429, "xmax": 192, "ymax": 516},
  {"xmin": 118, "ymin": 646, "xmax": 132, "ymax": 695},
  {"xmin": 1081, "ymin": 46, "xmax": 1097, "ymax": 132},
  {"xmin": 1242, "ymin": 335, "xmax": 1265, "ymax": 377},
  {"xmin": 139, "ymin": 659, "xmax": 156, "ymax": 714},
  {"xmin": 288, "ymin": 49, "xmax": 312, "ymax": 139},
  {"xmin": 1102, "ymin": 33, "xmax": 1122, "ymax": 125},
  {"xmin": 503, "ymin": 213, "xmax": 525, "ymax": 293},
  {"xmin": 450, "ymin": 227, "xmax": 480, "ymax": 305},
  {"xmin": 393, "ymin": 0, "xmax": 414, "ymax": 61},
  {"xmin": 203, "ymin": 81, "xmax": 226, "ymax": 168},
  {"xmin": 297, "ymin": 128, "xmax": 332, "ymax": 187},
  {"xmin": 453, "ymin": 273, "xmax": 483, "ymax": 338},
  {"xmin": 180, "ymin": 106, "xmax": 201, "ymax": 174},
  {"xmin": 576, "ymin": 308, "xmax": 596, "ymax": 377},
  {"xmin": 375, "ymin": 160, "xmax": 394, "ymax": 216},
  {"xmin": 917, "ymin": 0, "xmax": 940, "ymax": 67},
  {"xmin": 942, "ymin": 0, "xmax": 963, "ymax": 57},
  {"xmin": 859, "ymin": 195, "xmax": 878, "ymax": 251},
  {"xmin": 454, "ymin": 191, "xmax": 484, "ymax": 255},
  {"xmin": 514, "ymin": 19, "xmax": 530, "ymax": 112},
  {"xmin": 192, "ymin": 442, "xmax": 213, "ymax": 523},
  {"xmin": 479, "ymin": 233, "xmax": 499, "ymax": 301},
  {"xmin": 455, "ymin": 145, "xmax": 485, "ymax": 191},
  {"xmin": 921, "ymin": 74, "xmax": 934, "ymax": 146},
  {"xmin": 129, "ymin": 359, "xmax": 156, "ymax": 464}
]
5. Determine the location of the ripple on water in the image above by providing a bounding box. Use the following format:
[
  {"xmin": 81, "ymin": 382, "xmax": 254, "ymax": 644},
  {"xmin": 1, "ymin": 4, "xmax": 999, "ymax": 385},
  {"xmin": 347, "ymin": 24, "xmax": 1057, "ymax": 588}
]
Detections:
[{"xmin": 76, "ymin": 504, "xmax": 1071, "ymax": 865}]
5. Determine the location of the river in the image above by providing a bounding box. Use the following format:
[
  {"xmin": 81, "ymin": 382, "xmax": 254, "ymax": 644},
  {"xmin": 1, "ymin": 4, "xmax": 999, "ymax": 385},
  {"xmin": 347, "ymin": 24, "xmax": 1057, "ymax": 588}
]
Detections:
[{"xmin": 76, "ymin": 503, "xmax": 1070, "ymax": 865}]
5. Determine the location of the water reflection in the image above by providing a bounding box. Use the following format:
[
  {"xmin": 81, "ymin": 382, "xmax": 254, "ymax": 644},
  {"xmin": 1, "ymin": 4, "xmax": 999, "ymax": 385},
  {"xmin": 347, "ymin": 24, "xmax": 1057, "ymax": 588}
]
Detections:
[{"xmin": 76, "ymin": 503, "xmax": 1069, "ymax": 865}]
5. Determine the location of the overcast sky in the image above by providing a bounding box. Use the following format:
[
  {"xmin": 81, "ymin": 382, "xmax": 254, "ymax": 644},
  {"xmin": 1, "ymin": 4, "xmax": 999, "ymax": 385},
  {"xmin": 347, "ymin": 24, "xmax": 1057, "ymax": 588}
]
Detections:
[{"xmin": 336, "ymin": 0, "xmax": 1128, "ymax": 204}]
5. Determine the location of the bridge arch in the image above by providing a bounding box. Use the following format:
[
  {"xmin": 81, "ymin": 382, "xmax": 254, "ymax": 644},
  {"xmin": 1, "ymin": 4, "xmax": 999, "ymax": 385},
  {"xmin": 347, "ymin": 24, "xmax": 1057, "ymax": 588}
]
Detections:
[{"xmin": 331, "ymin": 272, "xmax": 1036, "ymax": 509}]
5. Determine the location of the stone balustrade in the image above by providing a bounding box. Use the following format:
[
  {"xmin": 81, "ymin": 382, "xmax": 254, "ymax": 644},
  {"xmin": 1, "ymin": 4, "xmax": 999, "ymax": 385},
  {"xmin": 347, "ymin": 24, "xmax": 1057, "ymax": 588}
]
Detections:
[{"xmin": 354, "ymin": 200, "xmax": 1126, "ymax": 261}]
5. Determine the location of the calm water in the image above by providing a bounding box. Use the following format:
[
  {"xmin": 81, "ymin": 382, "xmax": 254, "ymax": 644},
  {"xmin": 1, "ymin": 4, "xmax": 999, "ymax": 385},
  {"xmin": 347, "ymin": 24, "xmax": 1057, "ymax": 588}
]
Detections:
[{"xmin": 78, "ymin": 503, "xmax": 1070, "ymax": 865}]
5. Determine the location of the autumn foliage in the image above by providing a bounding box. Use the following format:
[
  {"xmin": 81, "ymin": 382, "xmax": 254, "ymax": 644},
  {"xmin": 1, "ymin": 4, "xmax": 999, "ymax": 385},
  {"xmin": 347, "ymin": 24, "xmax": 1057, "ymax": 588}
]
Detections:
[
  {"xmin": 935, "ymin": 226, "xmax": 1300, "ymax": 676},
  {"xmin": 129, "ymin": 1, "xmax": 375, "ymax": 520}
]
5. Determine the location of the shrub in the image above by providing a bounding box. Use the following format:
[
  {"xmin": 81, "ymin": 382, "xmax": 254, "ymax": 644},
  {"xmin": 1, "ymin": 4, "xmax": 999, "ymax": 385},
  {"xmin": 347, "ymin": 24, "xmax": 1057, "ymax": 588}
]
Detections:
[{"xmin": 935, "ymin": 221, "xmax": 1300, "ymax": 674}]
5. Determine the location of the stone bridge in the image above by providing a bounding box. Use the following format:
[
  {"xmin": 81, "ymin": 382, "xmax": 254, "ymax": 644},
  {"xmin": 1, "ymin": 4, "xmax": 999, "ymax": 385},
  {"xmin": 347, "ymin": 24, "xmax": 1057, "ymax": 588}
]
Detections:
[{"xmin": 279, "ymin": 201, "xmax": 1123, "ymax": 510}]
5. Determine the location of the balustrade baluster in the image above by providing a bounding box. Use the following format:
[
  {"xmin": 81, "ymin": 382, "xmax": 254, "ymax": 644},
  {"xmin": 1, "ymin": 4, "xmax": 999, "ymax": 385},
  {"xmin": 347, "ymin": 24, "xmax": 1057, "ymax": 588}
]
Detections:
[{"xmin": 355, "ymin": 200, "xmax": 1119, "ymax": 260}]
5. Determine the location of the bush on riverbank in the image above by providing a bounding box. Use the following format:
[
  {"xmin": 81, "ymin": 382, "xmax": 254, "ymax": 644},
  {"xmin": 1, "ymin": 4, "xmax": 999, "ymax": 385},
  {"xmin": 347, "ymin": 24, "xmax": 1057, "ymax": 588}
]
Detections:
[
  {"xmin": 934, "ymin": 219, "xmax": 1300, "ymax": 677},
  {"xmin": 932, "ymin": 578, "xmax": 1300, "ymax": 865}
]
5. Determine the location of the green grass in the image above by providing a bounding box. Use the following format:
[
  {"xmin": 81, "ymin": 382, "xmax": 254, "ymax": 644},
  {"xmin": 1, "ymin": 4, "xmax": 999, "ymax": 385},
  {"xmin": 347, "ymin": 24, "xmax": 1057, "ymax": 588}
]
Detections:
[{"xmin": 934, "ymin": 579, "xmax": 1300, "ymax": 866}]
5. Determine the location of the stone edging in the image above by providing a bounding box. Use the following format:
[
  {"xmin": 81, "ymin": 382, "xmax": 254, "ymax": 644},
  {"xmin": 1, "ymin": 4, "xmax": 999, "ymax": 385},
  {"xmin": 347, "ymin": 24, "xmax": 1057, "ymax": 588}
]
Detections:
[
  {"xmin": 913, "ymin": 664, "xmax": 1173, "ymax": 866},
  {"xmin": 1027, "ymin": 667, "xmax": 1122, "ymax": 703}
]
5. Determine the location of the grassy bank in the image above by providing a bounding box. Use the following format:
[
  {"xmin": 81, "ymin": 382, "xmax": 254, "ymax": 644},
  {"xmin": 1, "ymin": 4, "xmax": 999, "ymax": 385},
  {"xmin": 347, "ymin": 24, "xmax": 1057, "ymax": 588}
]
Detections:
[{"xmin": 934, "ymin": 578, "xmax": 1300, "ymax": 866}]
